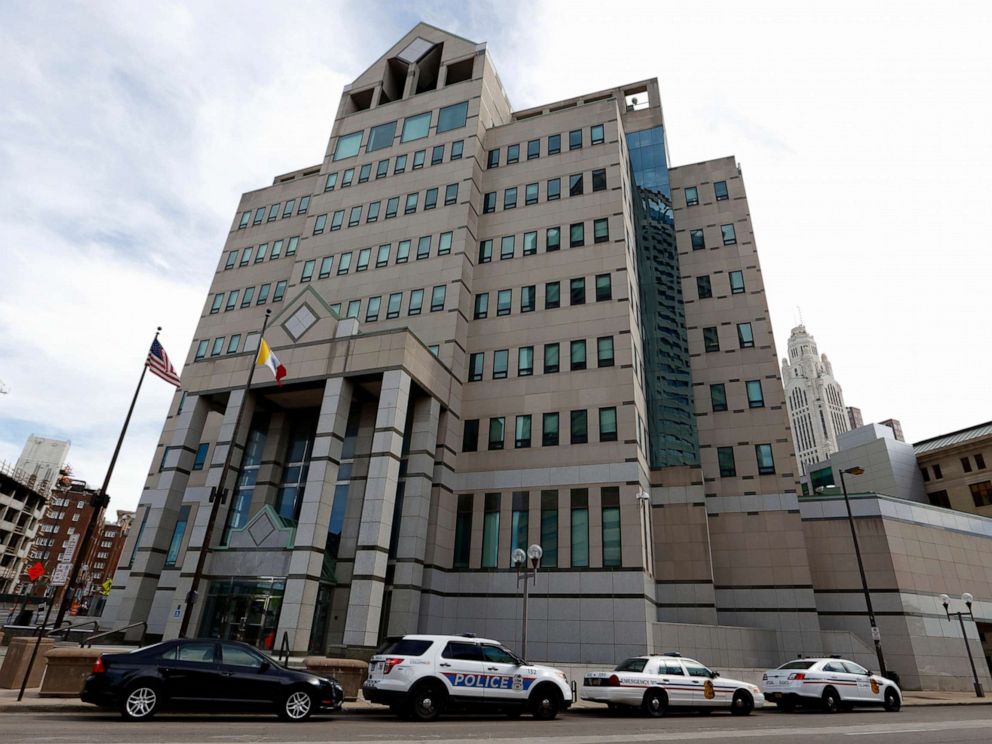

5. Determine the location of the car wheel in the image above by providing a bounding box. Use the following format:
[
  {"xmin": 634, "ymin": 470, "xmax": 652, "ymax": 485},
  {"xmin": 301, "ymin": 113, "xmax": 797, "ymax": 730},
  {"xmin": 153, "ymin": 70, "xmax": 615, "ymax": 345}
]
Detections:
[
  {"xmin": 642, "ymin": 688, "xmax": 667, "ymax": 718},
  {"xmin": 279, "ymin": 688, "xmax": 314, "ymax": 722},
  {"xmin": 884, "ymin": 688, "xmax": 901, "ymax": 712},
  {"xmin": 530, "ymin": 686, "xmax": 561, "ymax": 720},
  {"xmin": 410, "ymin": 682, "xmax": 444, "ymax": 722},
  {"xmin": 821, "ymin": 687, "xmax": 841, "ymax": 714},
  {"xmin": 120, "ymin": 683, "xmax": 160, "ymax": 721},
  {"xmin": 730, "ymin": 690, "xmax": 754, "ymax": 716}
]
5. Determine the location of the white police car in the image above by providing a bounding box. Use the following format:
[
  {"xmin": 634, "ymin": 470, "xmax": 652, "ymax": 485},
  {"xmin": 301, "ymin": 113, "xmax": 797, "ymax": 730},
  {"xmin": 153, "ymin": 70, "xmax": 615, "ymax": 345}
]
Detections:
[
  {"xmin": 762, "ymin": 657, "xmax": 901, "ymax": 712},
  {"xmin": 581, "ymin": 654, "xmax": 764, "ymax": 716},
  {"xmin": 362, "ymin": 634, "xmax": 573, "ymax": 721}
]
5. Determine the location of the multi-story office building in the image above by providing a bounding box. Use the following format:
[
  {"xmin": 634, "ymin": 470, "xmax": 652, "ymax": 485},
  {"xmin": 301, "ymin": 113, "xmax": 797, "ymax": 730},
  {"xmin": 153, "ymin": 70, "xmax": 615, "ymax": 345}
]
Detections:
[
  {"xmin": 15, "ymin": 435, "xmax": 70, "ymax": 497},
  {"xmin": 781, "ymin": 324, "xmax": 851, "ymax": 474},
  {"xmin": 847, "ymin": 406, "xmax": 864, "ymax": 430},
  {"xmin": 879, "ymin": 418, "xmax": 905, "ymax": 443},
  {"xmin": 0, "ymin": 461, "xmax": 50, "ymax": 594},
  {"xmin": 105, "ymin": 24, "xmax": 811, "ymax": 662},
  {"xmin": 915, "ymin": 421, "xmax": 992, "ymax": 516}
]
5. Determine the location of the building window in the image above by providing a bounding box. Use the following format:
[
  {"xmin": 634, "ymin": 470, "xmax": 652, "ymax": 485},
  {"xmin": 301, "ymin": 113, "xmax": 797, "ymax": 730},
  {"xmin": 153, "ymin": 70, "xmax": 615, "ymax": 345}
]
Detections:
[
  {"xmin": 592, "ymin": 168, "xmax": 607, "ymax": 192},
  {"xmin": 738, "ymin": 322, "xmax": 755, "ymax": 349},
  {"xmin": 479, "ymin": 239, "xmax": 493, "ymax": 263},
  {"xmin": 210, "ymin": 293, "xmax": 223, "ymax": 314},
  {"xmin": 273, "ymin": 280, "xmax": 287, "ymax": 302},
  {"xmin": 437, "ymin": 100, "xmax": 468, "ymax": 132},
  {"xmin": 488, "ymin": 418, "xmax": 505, "ymax": 451},
  {"xmin": 493, "ymin": 349, "xmax": 509, "ymax": 379},
  {"xmin": 210, "ymin": 337, "xmax": 225, "ymax": 357},
  {"xmin": 594, "ymin": 218, "xmax": 609, "ymax": 243},
  {"xmin": 697, "ymin": 275, "xmax": 712, "ymax": 299},
  {"xmin": 337, "ymin": 252, "xmax": 352, "ymax": 274},
  {"xmin": 507, "ymin": 143, "xmax": 520, "ymax": 163},
  {"xmin": 718, "ymin": 447, "xmax": 736, "ymax": 477},
  {"xmin": 597, "ymin": 336, "xmax": 615, "ymax": 367},
  {"xmin": 224, "ymin": 251, "xmax": 237, "ymax": 270},
  {"xmin": 301, "ymin": 259, "xmax": 315, "ymax": 283},
  {"xmin": 710, "ymin": 384, "xmax": 727, "ymax": 412},
  {"xmin": 192, "ymin": 443, "xmax": 209, "ymax": 471},
  {"xmin": 431, "ymin": 285, "xmax": 446, "ymax": 312},
  {"xmin": 358, "ymin": 163, "xmax": 372, "ymax": 183},
  {"xmin": 504, "ymin": 187, "xmax": 517, "ymax": 210},
  {"xmin": 570, "ymin": 340, "xmax": 586, "ymax": 371},
  {"xmin": 482, "ymin": 493, "xmax": 501, "ymax": 566},
  {"xmin": 386, "ymin": 292, "xmax": 402, "ymax": 319},
  {"xmin": 417, "ymin": 235, "xmax": 432, "ymax": 260},
  {"xmin": 547, "ymin": 227, "xmax": 561, "ymax": 251},
  {"xmin": 746, "ymin": 380, "xmax": 764, "ymax": 408},
  {"xmin": 454, "ymin": 494, "xmax": 473, "ymax": 567},
  {"xmin": 755, "ymin": 444, "xmax": 775, "ymax": 475},
  {"xmin": 225, "ymin": 290, "xmax": 240, "ymax": 311},
  {"xmin": 282, "ymin": 199, "xmax": 296, "ymax": 216},
  {"xmin": 547, "ymin": 178, "xmax": 561, "ymax": 201},
  {"xmin": 497, "ymin": 289, "xmax": 512, "ymax": 316},
  {"xmin": 382, "ymin": 197, "xmax": 398, "ymax": 219},
  {"xmin": 333, "ymin": 131, "xmax": 363, "ymax": 160},
  {"xmin": 431, "ymin": 145, "xmax": 445, "ymax": 165},
  {"xmin": 405, "ymin": 193, "xmax": 418, "ymax": 214},
  {"xmin": 729, "ymin": 270, "xmax": 745, "ymax": 294},
  {"xmin": 714, "ymin": 180, "xmax": 729, "ymax": 200},
  {"xmin": 569, "ymin": 173, "xmax": 583, "ymax": 196},
  {"xmin": 341, "ymin": 168, "xmax": 354, "ymax": 187},
  {"xmin": 928, "ymin": 490, "xmax": 950, "ymax": 509},
  {"xmin": 521, "ymin": 285, "xmax": 536, "ymax": 313},
  {"xmin": 268, "ymin": 203, "xmax": 281, "ymax": 221},
  {"xmin": 375, "ymin": 159, "xmax": 389, "ymax": 179},
  {"xmin": 393, "ymin": 240, "xmax": 409, "ymax": 264},
  {"xmin": 346, "ymin": 300, "xmax": 360, "ymax": 319},
  {"xmin": 444, "ymin": 183, "xmax": 458, "ymax": 206},
  {"xmin": 253, "ymin": 244, "xmax": 268, "ymax": 264},
  {"xmin": 970, "ymin": 481, "xmax": 992, "ymax": 507},
  {"xmin": 570, "ymin": 489, "xmax": 589, "ymax": 566},
  {"xmin": 570, "ymin": 277, "xmax": 586, "ymax": 305},
  {"xmin": 401, "ymin": 111, "xmax": 431, "ymax": 142},
  {"xmin": 722, "ymin": 223, "xmax": 737, "ymax": 245},
  {"xmin": 601, "ymin": 486, "xmax": 620, "ymax": 566},
  {"xmin": 545, "ymin": 281, "xmax": 561, "ymax": 309},
  {"xmin": 487, "ymin": 149, "xmax": 500, "ymax": 168},
  {"xmin": 684, "ymin": 186, "xmax": 699, "ymax": 206},
  {"xmin": 515, "ymin": 416, "xmax": 532, "ymax": 449},
  {"xmin": 240, "ymin": 246, "xmax": 252, "ymax": 266},
  {"xmin": 523, "ymin": 231, "xmax": 537, "ymax": 255},
  {"xmin": 920, "ymin": 466, "xmax": 930, "ymax": 482},
  {"xmin": 164, "ymin": 504, "xmax": 191, "ymax": 568},
  {"xmin": 978, "ymin": 454, "xmax": 987, "ymax": 469},
  {"xmin": 525, "ymin": 183, "xmax": 539, "ymax": 205},
  {"xmin": 462, "ymin": 419, "xmax": 479, "ymax": 452},
  {"xmin": 595, "ymin": 273, "xmax": 612, "ymax": 302},
  {"xmin": 346, "ymin": 206, "xmax": 361, "ymax": 226},
  {"xmin": 568, "ymin": 129, "xmax": 582, "ymax": 150},
  {"xmin": 548, "ymin": 133, "xmax": 561, "ymax": 154},
  {"xmin": 540, "ymin": 490, "xmax": 558, "ymax": 566},
  {"xmin": 412, "ymin": 149, "xmax": 426, "ymax": 169},
  {"xmin": 226, "ymin": 335, "xmax": 241, "ymax": 354},
  {"xmin": 500, "ymin": 235, "xmax": 515, "ymax": 260},
  {"xmin": 468, "ymin": 352, "xmax": 484, "ymax": 382},
  {"xmin": 297, "ymin": 196, "xmax": 310, "ymax": 214},
  {"xmin": 474, "ymin": 293, "xmax": 489, "ymax": 320},
  {"xmin": 570, "ymin": 409, "xmax": 588, "ymax": 444},
  {"xmin": 544, "ymin": 343, "xmax": 560, "ymax": 373},
  {"xmin": 271, "ymin": 239, "xmax": 284, "ymax": 259},
  {"xmin": 570, "ymin": 223, "xmax": 585, "ymax": 247},
  {"xmin": 393, "ymin": 154, "xmax": 407, "ymax": 174},
  {"xmin": 451, "ymin": 140, "xmax": 464, "ymax": 160},
  {"xmin": 527, "ymin": 139, "xmax": 540, "ymax": 159},
  {"xmin": 690, "ymin": 229, "xmax": 705, "ymax": 250},
  {"xmin": 543, "ymin": 413, "xmax": 560, "ymax": 446},
  {"xmin": 483, "ymin": 191, "xmax": 497, "ymax": 213},
  {"xmin": 934, "ymin": 464, "xmax": 943, "ymax": 479},
  {"xmin": 408, "ymin": 288, "xmax": 424, "ymax": 315},
  {"xmin": 195, "ymin": 340, "xmax": 208, "ymax": 360},
  {"xmin": 599, "ymin": 407, "xmax": 618, "ymax": 442},
  {"xmin": 366, "ymin": 201, "xmax": 381, "ymax": 222},
  {"xmin": 365, "ymin": 296, "xmax": 381, "ymax": 322},
  {"xmin": 962, "ymin": 457, "xmax": 973, "ymax": 473},
  {"xmin": 703, "ymin": 327, "xmax": 720, "ymax": 352},
  {"xmin": 376, "ymin": 244, "xmax": 391, "ymax": 268},
  {"xmin": 253, "ymin": 207, "xmax": 265, "ymax": 225},
  {"xmin": 424, "ymin": 188, "xmax": 438, "ymax": 210},
  {"xmin": 238, "ymin": 210, "xmax": 250, "ymax": 229},
  {"xmin": 518, "ymin": 346, "xmax": 534, "ymax": 376},
  {"xmin": 330, "ymin": 210, "xmax": 344, "ymax": 230}
]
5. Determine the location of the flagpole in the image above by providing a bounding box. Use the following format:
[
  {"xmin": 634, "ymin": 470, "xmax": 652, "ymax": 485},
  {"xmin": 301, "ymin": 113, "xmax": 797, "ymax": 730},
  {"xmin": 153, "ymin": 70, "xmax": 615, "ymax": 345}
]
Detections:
[
  {"xmin": 53, "ymin": 328, "xmax": 160, "ymax": 631},
  {"xmin": 179, "ymin": 309, "xmax": 271, "ymax": 638}
]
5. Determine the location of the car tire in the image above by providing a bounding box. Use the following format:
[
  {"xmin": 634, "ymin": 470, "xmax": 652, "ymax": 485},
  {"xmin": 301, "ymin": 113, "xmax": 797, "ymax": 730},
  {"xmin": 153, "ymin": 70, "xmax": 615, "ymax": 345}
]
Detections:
[
  {"xmin": 120, "ymin": 682, "xmax": 161, "ymax": 721},
  {"xmin": 410, "ymin": 681, "xmax": 445, "ymax": 722},
  {"xmin": 278, "ymin": 688, "xmax": 314, "ymax": 722},
  {"xmin": 642, "ymin": 688, "xmax": 667, "ymax": 718},
  {"xmin": 529, "ymin": 685, "xmax": 561, "ymax": 720},
  {"xmin": 821, "ymin": 687, "xmax": 841, "ymax": 714},
  {"xmin": 730, "ymin": 690, "xmax": 754, "ymax": 716},
  {"xmin": 883, "ymin": 688, "xmax": 901, "ymax": 712}
]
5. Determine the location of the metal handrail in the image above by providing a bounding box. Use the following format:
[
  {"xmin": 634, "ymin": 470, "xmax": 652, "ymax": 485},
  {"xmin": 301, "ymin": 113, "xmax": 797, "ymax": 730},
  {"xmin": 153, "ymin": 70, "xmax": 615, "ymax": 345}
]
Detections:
[
  {"xmin": 83, "ymin": 621, "xmax": 146, "ymax": 648},
  {"xmin": 47, "ymin": 620, "xmax": 97, "ymax": 640},
  {"xmin": 279, "ymin": 631, "xmax": 290, "ymax": 667}
]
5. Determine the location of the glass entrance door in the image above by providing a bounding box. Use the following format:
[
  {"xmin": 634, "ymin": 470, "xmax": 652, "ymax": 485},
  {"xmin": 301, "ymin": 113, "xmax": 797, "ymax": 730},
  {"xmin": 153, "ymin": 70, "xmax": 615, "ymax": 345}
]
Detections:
[{"xmin": 200, "ymin": 577, "xmax": 285, "ymax": 651}]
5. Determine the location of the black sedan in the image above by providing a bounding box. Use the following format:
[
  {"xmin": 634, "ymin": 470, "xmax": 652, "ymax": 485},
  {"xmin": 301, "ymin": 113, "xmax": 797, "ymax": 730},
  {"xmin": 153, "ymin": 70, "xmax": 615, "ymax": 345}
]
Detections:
[{"xmin": 81, "ymin": 638, "xmax": 343, "ymax": 721}]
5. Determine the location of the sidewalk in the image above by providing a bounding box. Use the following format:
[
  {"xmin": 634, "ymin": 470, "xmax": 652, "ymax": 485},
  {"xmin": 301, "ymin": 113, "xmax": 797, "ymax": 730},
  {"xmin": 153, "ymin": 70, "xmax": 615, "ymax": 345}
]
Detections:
[{"xmin": 1, "ymin": 687, "xmax": 989, "ymax": 714}]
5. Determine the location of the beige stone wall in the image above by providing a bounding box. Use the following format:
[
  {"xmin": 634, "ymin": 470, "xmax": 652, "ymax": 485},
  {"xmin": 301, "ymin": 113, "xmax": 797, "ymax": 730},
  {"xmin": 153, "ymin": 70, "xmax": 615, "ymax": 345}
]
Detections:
[{"xmin": 916, "ymin": 433, "xmax": 992, "ymax": 517}]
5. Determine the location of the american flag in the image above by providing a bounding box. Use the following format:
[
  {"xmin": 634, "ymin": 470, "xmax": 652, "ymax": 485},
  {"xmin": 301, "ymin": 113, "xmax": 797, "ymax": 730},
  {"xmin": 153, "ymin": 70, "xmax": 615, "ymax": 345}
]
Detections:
[{"xmin": 147, "ymin": 338, "xmax": 181, "ymax": 388}]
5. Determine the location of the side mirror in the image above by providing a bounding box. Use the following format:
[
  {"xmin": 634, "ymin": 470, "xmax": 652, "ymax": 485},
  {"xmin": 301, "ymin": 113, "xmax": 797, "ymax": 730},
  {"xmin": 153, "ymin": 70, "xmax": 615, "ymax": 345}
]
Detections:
[
  {"xmin": 711, "ymin": 671, "xmax": 720, "ymax": 679},
  {"xmin": 259, "ymin": 661, "xmax": 271, "ymax": 673}
]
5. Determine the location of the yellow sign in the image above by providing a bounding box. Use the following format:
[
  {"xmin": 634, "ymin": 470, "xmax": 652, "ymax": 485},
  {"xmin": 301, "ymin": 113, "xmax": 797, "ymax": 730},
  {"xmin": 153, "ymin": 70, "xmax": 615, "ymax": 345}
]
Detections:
[
  {"xmin": 100, "ymin": 579, "xmax": 113, "ymax": 596},
  {"xmin": 703, "ymin": 679, "xmax": 715, "ymax": 700}
]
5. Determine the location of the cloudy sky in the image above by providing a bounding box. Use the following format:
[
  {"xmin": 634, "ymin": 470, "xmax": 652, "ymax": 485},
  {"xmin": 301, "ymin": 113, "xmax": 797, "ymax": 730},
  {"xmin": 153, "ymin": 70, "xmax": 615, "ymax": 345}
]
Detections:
[{"xmin": 1, "ymin": 0, "xmax": 990, "ymax": 511}]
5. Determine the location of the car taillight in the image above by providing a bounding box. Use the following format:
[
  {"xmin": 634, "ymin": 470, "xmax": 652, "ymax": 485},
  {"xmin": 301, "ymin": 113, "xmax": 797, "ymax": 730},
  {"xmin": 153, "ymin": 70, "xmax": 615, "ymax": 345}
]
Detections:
[
  {"xmin": 92, "ymin": 657, "xmax": 106, "ymax": 674},
  {"xmin": 788, "ymin": 673, "xmax": 805, "ymax": 681},
  {"xmin": 607, "ymin": 674, "xmax": 620, "ymax": 687},
  {"xmin": 383, "ymin": 658, "xmax": 403, "ymax": 674}
]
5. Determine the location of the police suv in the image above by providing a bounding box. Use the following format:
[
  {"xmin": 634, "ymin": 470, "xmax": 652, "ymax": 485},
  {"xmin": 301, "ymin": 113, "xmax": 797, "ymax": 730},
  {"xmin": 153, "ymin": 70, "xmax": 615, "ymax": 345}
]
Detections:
[
  {"xmin": 362, "ymin": 634, "xmax": 573, "ymax": 721},
  {"xmin": 581, "ymin": 654, "xmax": 764, "ymax": 716},
  {"xmin": 762, "ymin": 657, "xmax": 902, "ymax": 712}
]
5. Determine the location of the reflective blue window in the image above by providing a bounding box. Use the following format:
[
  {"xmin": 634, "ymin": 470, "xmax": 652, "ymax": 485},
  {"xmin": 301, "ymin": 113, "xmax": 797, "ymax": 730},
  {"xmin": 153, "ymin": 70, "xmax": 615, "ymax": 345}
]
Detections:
[{"xmin": 437, "ymin": 101, "xmax": 468, "ymax": 133}]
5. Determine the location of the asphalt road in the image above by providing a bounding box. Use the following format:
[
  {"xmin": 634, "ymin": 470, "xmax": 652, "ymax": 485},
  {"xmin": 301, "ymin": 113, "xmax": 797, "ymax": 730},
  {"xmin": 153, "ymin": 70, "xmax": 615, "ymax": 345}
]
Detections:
[{"xmin": 3, "ymin": 705, "xmax": 992, "ymax": 744}]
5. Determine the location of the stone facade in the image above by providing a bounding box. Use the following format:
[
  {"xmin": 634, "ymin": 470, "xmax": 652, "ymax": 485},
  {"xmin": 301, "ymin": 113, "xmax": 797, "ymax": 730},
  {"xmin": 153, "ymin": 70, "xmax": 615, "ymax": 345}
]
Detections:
[{"xmin": 915, "ymin": 421, "xmax": 992, "ymax": 517}]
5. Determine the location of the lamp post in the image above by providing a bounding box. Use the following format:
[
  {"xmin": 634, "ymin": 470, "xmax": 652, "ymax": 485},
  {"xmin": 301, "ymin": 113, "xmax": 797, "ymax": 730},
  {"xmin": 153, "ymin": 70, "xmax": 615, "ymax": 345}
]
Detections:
[
  {"xmin": 513, "ymin": 544, "xmax": 542, "ymax": 660},
  {"xmin": 939, "ymin": 593, "xmax": 985, "ymax": 697},
  {"xmin": 816, "ymin": 466, "xmax": 888, "ymax": 677}
]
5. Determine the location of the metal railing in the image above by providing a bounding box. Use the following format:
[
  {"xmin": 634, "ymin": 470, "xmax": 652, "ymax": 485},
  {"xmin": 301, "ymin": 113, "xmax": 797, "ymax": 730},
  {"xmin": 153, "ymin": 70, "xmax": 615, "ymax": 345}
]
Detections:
[
  {"xmin": 83, "ymin": 621, "xmax": 146, "ymax": 648},
  {"xmin": 278, "ymin": 631, "xmax": 290, "ymax": 666},
  {"xmin": 47, "ymin": 619, "xmax": 97, "ymax": 640}
]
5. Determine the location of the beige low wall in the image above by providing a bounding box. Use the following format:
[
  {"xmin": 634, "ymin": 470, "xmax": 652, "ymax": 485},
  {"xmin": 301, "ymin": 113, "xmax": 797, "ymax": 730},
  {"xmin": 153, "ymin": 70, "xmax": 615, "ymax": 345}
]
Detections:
[
  {"xmin": 303, "ymin": 657, "xmax": 367, "ymax": 701},
  {"xmin": 0, "ymin": 636, "xmax": 55, "ymax": 689},
  {"xmin": 40, "ymin": 647, "xmax": 103, "ymax": 697}
]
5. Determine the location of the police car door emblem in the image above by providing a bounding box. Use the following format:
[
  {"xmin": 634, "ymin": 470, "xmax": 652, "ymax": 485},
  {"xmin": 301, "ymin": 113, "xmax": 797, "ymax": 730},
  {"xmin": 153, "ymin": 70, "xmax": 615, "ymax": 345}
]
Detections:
[
  {"xmin": 512, "ymin": 674, "xmax": 523, "ymax": 691},
  {"xmin": 870, "ymin": 678, "xmax": 879, "ymax": 694},
  {"xmin": 703, "ymin": 679, "xmax": 715, "ymax": 699}
]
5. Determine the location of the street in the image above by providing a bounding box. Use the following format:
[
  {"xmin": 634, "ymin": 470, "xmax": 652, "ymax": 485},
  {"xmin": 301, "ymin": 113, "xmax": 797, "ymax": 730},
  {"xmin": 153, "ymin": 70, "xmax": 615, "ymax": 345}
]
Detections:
[{"xmin": 3, "ymin": 705, "xmax": 991, "ymax": 744}]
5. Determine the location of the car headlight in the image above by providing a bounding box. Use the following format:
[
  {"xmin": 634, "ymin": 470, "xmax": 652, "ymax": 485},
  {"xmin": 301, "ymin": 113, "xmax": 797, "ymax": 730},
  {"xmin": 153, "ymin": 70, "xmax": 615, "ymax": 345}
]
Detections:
[
  {"xmin": 750, "ymin": 685, "xmax": 760, "ymax": 693},
  {"xmin": 556, "ymin": 671, "xmax": 568, "ymax": 682}
]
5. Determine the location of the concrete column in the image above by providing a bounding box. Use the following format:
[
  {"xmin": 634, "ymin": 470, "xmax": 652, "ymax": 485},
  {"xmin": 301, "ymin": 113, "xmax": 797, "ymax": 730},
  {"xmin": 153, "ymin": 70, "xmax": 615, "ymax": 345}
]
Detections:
[
  {"xmin": 277, "ymin": 377, "xmax": 353, "ymax": 652},
  {"xmin": 386, "ymin": 396, "xmax": 441, "ymax": 636},
  {"xmin": 343, "ymin": 370, "xmax": 411, "ymax": 648},
  {"xmin": 161, "ymin": 388, "xmax": 255, "ymax": 639},
  {"xmin": 103, "ymin": 394, "xmax": 211, "ymax": 631}
]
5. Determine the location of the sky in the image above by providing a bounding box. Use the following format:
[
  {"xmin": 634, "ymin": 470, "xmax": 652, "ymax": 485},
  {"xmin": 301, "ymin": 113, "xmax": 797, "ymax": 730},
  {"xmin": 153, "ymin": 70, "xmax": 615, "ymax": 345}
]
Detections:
[{"xmin": 1, "ymin": 0, "xmax": 990, "ymax": 512}]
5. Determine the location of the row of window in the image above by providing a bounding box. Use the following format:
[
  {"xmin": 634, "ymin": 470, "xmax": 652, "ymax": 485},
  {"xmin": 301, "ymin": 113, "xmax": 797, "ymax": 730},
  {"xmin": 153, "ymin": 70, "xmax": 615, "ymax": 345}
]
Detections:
[
  {"xmin": 473, "ymin": 274, "xmax": 613, "ymax": 320},
  {"xmin": 486, "ymin": 124, "xmax": 606, "ymax": 169},
  {"xmin": 683, "ymin": 180, "xmax": 730, "ymax": 207},
  {"xmin": 479, "ymin": 218, "xmax": 610, "ymax": 260},
  {"xmin": 453, "ymin": 486, "xmax": 621, "ymax": 570},
  {"xmin": 209, "ymin": 281, "xmax": 288, "ymax": 314},
  {"xmin": 332, "ymin": 100, "xmax": 470, "ymax": 161},
  {"xmin": 462, "ymin": 407, "xmax": 619, "ymax": 452},
  {"xmin": 929, "ymin": 481, "xmax": 992, "ymax": 509},
  {"xmin": 716, "ymin": 444, "xmax": 777, "ymax": 477},
  {"xmin": 688, "ymin": 223, "xmax": 737, "ymax": 250},
  {"xmin": 312, "ymin": 181, "xmax": 460, "ymax": 235},
  {"xmin": 223, "ymin": 236, "xmax": 300, "ymax": 271},
  {"xmin": 194, "ymin": 332, "xmax": 260, "ymax": 361},
  {"xmin": 481, "ymin": 167, "xmax": 608, "ymax": 214},
  {"xmin": 324, "ymin": 137, "xmax": 466, "ymax": 194},
  {"xmin": 329, "ymin": 285, "xmax": 448, "ymax": 322},
  {"xmin": 694, "ymin": 270, "xmax": 746, "ymax": 299},
  {"xmin": 707, "ymin": 380, "xmax": 767, "ymax": 411},
  {"xmin": 920, "ymin": 453, "xmax": 987, "ymax": 482},
  {"xmin": 301, "ymin": 231, "xmax": 455, "ymax": 283},
  {"xmin": 702, "ymin": 323, "xmax": 756, "ymax": 352},
  {"xmin": 237, "ymin": 197, "xmax": 310, "ymax": 230},
  {"xmin": 467, "ymin": 336, "xmax": 616, "ymax": 381}
]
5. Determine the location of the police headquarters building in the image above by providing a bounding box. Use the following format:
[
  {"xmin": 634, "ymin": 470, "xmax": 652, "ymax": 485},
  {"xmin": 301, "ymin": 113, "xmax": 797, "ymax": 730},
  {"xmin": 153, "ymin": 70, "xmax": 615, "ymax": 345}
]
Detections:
[{"xmin": 105, "ymin": 25, "xmax": 992, "ymax": 691}]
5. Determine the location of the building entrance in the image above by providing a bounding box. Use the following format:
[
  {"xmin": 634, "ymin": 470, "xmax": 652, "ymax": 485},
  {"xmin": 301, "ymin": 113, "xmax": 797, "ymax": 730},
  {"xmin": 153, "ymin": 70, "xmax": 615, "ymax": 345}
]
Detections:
[{"xmin": 200, "ymin": 577, "xmax": 285, "ymax": 650}]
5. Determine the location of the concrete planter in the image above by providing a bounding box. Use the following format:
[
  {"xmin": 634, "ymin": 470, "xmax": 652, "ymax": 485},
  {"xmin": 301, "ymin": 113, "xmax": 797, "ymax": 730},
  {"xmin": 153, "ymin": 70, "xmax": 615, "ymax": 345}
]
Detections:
[
  {"xmin": 302, "ymin": 657, "xmax": 367, "ymax": 701},
  {"xmin": 0, "ymin": 636, "xmax": 55, "ymax": 689},
  {"xmin": 39, "ymin": 647, "xmax": 103, "ymax": 697}
]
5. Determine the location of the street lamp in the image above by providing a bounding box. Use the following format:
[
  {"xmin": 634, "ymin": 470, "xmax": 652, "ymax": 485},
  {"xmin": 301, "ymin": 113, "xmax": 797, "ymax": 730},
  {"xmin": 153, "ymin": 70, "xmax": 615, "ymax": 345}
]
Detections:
[
  {"xmin": 939, "ymin": 593, "xmax": 985, "ymax": 697},
  {"xmin": 815, "ymin": 466, "xmax": 888, "ymax": 677},
  {"xmin": 513, "ymin": 543, "xmax": 542, "ymax": 660}
]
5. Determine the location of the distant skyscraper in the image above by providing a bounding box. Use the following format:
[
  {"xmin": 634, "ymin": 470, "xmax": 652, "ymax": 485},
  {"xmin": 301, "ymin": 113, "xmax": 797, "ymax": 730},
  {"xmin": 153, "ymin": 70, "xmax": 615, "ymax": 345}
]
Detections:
[
  {"xmin": 781, "ymin": 325, "xmax": 851, "ymax": 474},
  {"xmin": 847, "ymin": 406, "xmax": 864, "ymax": 430},
  {"xmin": 15, "ymin": 435, "xmax": 70, "ymax": 495},
  {"xmin": 879, "ymin": 418, "xmax": 904, "ymax": 442}
]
